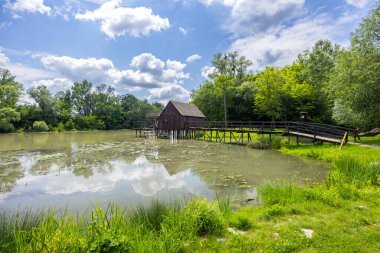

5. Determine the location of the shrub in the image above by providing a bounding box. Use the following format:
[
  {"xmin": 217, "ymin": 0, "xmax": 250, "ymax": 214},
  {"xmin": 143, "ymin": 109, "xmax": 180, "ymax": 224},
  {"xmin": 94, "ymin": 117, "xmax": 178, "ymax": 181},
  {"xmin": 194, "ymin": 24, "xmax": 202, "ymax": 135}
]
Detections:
[
  {"xmin": 248, "ymin": 136, "xmax": 282, "ymax": 149},
  {"xmin": 32, "ymin": 121, "xmax": 49, "ymax": 132},
  {"xmin": 230, "ymin": 214, "xmax": 253, "ymax": 230},
  {"xmin": 184, "ymin": 198, "xmax": 225, "ymax": 236},
  {"xmin": 65, "ymin": 119, "xmax": 75, "ymax": 130},
  {"xmin": 75, "ymin": 116, "xmax": 105, "ymax": 130}
]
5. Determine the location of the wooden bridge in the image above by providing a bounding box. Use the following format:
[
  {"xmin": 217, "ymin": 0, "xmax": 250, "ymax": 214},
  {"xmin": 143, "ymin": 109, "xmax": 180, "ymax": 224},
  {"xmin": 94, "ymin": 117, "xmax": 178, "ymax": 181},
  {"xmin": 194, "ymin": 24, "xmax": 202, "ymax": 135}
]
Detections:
[{"xmin": 135, "ymin": 121, "xmax": 360, "ymax": 146}]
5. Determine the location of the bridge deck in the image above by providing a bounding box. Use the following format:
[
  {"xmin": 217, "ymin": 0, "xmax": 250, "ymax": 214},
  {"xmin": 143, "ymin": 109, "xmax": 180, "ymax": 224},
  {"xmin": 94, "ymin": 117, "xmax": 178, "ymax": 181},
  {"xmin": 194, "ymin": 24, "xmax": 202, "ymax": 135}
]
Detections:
[{"xmin": 288, "ymin": 131, "xmax": 341, "ymax": 144}]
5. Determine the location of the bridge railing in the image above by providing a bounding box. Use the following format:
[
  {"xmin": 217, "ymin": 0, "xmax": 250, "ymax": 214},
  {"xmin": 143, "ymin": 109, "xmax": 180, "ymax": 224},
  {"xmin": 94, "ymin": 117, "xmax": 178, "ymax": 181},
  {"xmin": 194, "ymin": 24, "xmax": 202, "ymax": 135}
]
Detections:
[{"xmin": 186, "ymin": 121, "xmax": 359, "ymax": 141}]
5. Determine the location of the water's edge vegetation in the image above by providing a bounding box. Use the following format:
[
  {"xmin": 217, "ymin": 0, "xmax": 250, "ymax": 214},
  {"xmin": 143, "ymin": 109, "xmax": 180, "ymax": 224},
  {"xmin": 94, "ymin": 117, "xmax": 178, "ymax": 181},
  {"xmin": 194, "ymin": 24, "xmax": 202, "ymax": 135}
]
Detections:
[{"xmin": 1, "ymin": 137, "xmax": 379, "ymax": 252}]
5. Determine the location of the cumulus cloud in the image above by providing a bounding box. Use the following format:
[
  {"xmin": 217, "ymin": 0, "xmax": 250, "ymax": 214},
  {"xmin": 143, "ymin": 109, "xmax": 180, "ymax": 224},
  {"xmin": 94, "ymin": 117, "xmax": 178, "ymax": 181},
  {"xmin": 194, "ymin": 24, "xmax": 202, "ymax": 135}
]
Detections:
[
  {"xmin": 75, "ymin": 0, "xmax": 170, "ymax": 38},
  {"xmin": 345, "ymin": 0, "xmax": 371, "ymax": 9},
  {"xmin": 148, "ymin": 84, "xmax": 190, "ymax": 103},
  {"xmin": 200, "ymin": 0, "xmax": 305, "ymax": 35},
  {"xmin": 186, "ymin": 54, "xmax": 202, "ymax": 63},
  {"xmin": 118, "ymin": 53, "xmax": 189, "ymax": 88},
  {"xmin": 229, "ymin": 12, "xmax": 356, "ymax": 70},
  {"xmin": 201, "ymin": 66, "xmax": 216, "ymax": 79},
  {"xmin": 31, "ymin": 78, "xmax": 73, "ymax": 93},
  {"xmin": 41, "ymin": 55, "xmax": 116, "ymax": 84},
  {"xmin": 38, "ymin": 53, "xmax": 191, "ymax": 101},
  {"xmin": 5, "ymin": 0, "xmax": 51, "ymax": 15}
]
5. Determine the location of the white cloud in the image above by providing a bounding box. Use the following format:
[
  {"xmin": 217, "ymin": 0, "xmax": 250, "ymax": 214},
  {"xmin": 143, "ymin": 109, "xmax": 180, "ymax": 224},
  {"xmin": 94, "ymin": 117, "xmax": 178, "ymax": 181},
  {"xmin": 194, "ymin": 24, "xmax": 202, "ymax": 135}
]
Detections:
[
  {"xmin": 75, "ymin": 0, "xmax": 170, "ymax": 38},
  {"xmin": 345, "ymin": 0, "xmax": 370, "ymax": 9},
  {"xmin": 148, "ymin": 84, "xmax": 190, "ymax": 103},
  {"xmin": 179, "ymin": 27, "xmax": 188, "ymax": 35},
  {"xmin": 230, "ymin": 13, "xmax": 355, "ymax": 70},
  {"xmin": 38, "ymin": 53, "xmax": 191, "ymax": 101},
  {"xmin": 200, "ymin": 0, "xmax": 305, "ymax": 35},
  {"xmin": 201, "ymin": 66, "xmax": 216, "ymax": 79},
  {"xmin": 31, "ymin": 78, "xmax": 73, "ymax": 93},
  {"xmin": 5, "ymin": 0, "xmax": 51, "ymax": 15},
  {"xmin": 118, "ymin": 53, "xmax": 189, "ymax": 88},
  {"xmin": 2, "ymin": 61, "xmax": 55, "ymax": 84},
  {"xmin": 41, "ymin": 55, "xmax": 116, "ymax": 84},
  {"xmin": 186, "ymin": 54, "xmax": 202, "ymax": 63},
  {"xmin": 0, "ymin": 52, "xmax": 10, "ymax": 65}
]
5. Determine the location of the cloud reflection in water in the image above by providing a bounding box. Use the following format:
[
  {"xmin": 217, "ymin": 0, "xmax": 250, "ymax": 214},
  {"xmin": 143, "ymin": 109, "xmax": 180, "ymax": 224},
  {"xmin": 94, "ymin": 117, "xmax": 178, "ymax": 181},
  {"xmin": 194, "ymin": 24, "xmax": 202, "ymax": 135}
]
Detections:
[{"xmin": 11, "ymin": 156, "xmax": 195, "ymax": 198}]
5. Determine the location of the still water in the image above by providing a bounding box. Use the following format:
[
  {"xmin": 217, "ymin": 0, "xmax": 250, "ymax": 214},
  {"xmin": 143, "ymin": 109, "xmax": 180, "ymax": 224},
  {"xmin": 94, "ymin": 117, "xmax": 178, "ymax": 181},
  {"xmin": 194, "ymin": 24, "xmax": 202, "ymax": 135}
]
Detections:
[{"xmin": 0, "ymin": 130, "xmax": 328, "ymax": 212}]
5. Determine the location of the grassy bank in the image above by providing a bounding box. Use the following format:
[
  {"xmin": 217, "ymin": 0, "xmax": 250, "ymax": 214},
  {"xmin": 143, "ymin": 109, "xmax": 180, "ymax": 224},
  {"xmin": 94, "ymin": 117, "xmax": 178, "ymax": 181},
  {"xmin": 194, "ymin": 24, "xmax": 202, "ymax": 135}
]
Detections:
[{"xmin": 1, "ymin": 137, "xmax": 380, "ymax": 252}]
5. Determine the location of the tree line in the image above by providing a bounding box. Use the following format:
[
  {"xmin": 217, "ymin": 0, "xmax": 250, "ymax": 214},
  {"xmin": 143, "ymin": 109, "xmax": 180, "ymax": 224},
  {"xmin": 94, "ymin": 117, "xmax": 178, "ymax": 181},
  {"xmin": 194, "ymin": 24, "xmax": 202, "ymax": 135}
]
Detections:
[
  {"xmin": 0, "ymin": 75, "xmax": 163, "ymax": 133},
  {"xmin": 191, "ymin": 2, "xmax": 380, "ymax": 130}
]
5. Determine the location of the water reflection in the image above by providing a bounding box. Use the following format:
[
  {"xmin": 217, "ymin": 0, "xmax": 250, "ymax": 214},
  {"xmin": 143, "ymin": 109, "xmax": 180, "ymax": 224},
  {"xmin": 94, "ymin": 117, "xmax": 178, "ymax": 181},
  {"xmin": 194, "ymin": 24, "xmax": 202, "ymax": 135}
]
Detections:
[{"xmin": 0, "ymin": 130, "xmax": 328, "ymax": 211}]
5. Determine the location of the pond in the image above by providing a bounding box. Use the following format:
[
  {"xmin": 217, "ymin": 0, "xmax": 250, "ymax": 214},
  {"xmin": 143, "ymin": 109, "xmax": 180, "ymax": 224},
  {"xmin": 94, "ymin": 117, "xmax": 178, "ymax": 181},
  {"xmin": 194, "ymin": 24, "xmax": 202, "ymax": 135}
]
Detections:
[{"xmin": 0, "ymin": 130, "xmax": 328, "ymax": 212}]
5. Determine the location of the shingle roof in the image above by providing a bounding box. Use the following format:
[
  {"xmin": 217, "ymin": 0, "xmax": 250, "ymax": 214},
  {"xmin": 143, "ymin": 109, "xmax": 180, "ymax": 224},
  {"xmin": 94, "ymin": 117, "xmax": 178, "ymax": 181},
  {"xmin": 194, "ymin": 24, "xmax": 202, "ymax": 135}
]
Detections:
[{"xmin": 170, "ymin": 101, "xmax": 205, "ymax": 118}]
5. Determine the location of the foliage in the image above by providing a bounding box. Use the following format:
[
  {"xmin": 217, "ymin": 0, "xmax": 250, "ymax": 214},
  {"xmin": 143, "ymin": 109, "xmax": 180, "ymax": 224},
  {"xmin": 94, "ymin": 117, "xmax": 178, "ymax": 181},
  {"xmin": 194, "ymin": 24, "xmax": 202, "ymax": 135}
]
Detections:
[
  {"xmin": 248, "ymin": 136, "xmax": 282, "ymax": 150},
  {"xmin": 0, "ymin": 68, "xmax": 23, "ymax": 109},
  {"xmin": 28, "ymin": 85, "xmax": 57, "ymax": 125},
  {"xmin": 254, "ymin": 67, "xmax": 285, "ymax": 120},
  {"xmin": 329, "ymin": 3, "xmax": 380, "ymax": 129},
  {"xmin": 32, "ymin": 121, "xmax": 49, "ymax": 132},
  {"xmin": 0, "ymin": 107, "xmax": 20, "ymax": 132}
]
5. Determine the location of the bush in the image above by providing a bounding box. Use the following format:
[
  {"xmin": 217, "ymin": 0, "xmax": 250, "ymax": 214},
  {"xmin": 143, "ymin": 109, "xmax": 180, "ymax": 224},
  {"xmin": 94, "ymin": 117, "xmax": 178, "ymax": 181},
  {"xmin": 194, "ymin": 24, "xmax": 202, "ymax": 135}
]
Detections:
[
  {"xmin": 65, "ymin": 119, "xmax": 75, "ymax": 130},
  {"xmin": 184, "ymin": 198, "xmax": 225, "ymax": 236},
  {"xmin": 230, "ymin": 214, "xmax": 253, "ymax": 230},
  {"xmin": 75, "ymin": 116, "xmax": 105, "ymax": 130},
  {"xmin": 32, "ymin": 121, "xmax": 49, "ymax": 132},
  {"xmin": 248, "ymin": 136, "xmax": 282, "ymax": 149}
]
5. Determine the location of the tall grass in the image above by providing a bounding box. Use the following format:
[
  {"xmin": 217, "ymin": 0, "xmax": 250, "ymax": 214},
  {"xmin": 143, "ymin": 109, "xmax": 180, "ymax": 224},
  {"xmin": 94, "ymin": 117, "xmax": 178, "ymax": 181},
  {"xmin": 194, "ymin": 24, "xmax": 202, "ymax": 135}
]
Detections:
[
  {"xmin": 0, "ymin": 198, "xmax": 228, "ymax": 253},
  {"xmin": 327, "ymin": 157, "xmax": 380, "ymax": 188}
]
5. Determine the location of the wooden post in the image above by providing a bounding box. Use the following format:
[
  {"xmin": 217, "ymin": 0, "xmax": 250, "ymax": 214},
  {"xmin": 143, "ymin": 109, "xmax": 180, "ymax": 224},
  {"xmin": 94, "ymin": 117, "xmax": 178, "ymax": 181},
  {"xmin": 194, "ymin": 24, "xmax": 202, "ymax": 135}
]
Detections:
[
  {"xmin": 296, "ymin": 135, "xmax": 299, "ymax": 145},
  {"xmin": 340, "ymin": 132, "xmax": 348, "ymax": 149}
]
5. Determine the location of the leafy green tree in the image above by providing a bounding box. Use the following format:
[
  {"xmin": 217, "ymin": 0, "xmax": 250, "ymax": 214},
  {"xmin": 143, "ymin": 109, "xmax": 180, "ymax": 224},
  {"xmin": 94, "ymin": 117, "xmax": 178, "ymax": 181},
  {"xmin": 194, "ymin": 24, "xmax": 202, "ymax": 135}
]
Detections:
[
  {"xmin": 281, "ymin": 64, "xmax": 316, "ymax": 120},
  {"xmin": 71, "ymin": 80, "xmax": 94, "ymax": 116},
  {"xmin": 121, "ymin": 94, "xmax": 157, "ymax": 128},
  {"xmin": 55, "ymin": 90, "xmax": 73, "ymax": 123},
  {"xmin": 28, "ymin": 85, "xmax": 57, "ymax": 125},
  {"xmin": 210, "ymin": 51, "xmax": 252, "ymax": 84},
  {"xmin": 92, "ymin": 84, "xmax": 124, "ymax": 129},
  {"xmin": 330, "ymin": 2, "xmax": 380, "ymax": 129},
  {"xmin": 297, "ymin": 40, "xmax": 340, "ymax": 122},
  {"xmin": 254, "ymin": 67, "xmax": 285, "ymax": 120},
  {"xmin": 0, "ymin": 107, "xmax": 20, "ymax": 132},
  {"xmin": 0, "ymin": 68, "xmax": 23, "ymax": 109}
]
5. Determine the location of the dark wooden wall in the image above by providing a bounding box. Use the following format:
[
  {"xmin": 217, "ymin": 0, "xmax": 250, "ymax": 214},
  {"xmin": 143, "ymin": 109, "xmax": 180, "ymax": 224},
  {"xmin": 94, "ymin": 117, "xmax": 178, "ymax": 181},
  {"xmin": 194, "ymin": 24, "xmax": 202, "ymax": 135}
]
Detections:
[{"xmin": 157, "ymin": 102, "xmax": 205, "ymax": 130}]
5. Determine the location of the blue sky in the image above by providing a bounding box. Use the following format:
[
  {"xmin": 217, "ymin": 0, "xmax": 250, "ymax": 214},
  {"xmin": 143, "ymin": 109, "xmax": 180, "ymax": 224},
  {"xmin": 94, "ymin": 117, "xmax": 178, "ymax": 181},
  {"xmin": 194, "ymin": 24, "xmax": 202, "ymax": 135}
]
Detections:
[{"xmin": 0, "ymin": 0, "xmax": 376, "ymax": 104}]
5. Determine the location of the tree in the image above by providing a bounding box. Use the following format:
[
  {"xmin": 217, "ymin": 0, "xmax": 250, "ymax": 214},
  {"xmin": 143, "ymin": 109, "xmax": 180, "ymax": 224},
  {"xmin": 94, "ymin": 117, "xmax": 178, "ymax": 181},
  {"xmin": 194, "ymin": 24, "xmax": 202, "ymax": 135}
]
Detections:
[
  {"xmin": 254, "ymin": 67, "xmax": 285, "ymax": 120},
  {"xmin": 71, "ymin": 80, "xmax": 94, "ymax": 116},
  {"xmin": 93, "ymin": 84, "xmax": 124, "ymax": 130},
  {"xmin": 28, "ymin": 85, "xmax": 57, "ymax": 125},
  {"xmin": 297, "ymin": 40, "xmax": 340, "ymax": 122},
  {"xmin": 210, "ymin": 51, "xmax": 252, "ymax": 84},
  {"xmin": 0, "ymin": 107, "xmax": 20, "ymax": 132},
  {"xmin": 330, "ymin": 2, "xmax": 380, "ymax": 129},
  {"xmin": 281, "ymin": 64, "xmax": 316, "ymax": 120},
  {"xmin": 0, "ymin": 68, "xmax": 23, "ymax": 109}
]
